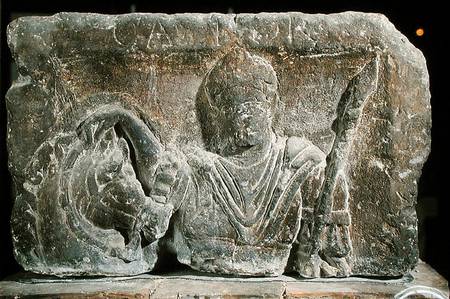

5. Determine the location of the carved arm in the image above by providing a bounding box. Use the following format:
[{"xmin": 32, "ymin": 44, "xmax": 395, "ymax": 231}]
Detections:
[{"xmin": 77, "ymin": 104, "xmax": 163, "ymax": 192}]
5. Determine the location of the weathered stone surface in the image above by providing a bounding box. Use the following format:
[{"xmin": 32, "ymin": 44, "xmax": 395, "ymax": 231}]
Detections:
[{"xmin": 6, "ymin": 12, "xmax": 430, "ymax": 277}]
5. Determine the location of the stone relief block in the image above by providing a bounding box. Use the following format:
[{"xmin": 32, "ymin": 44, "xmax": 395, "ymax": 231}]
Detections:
[{"xmin": 6, "ymin": 12, "xmax": 430, "ymax": 277}]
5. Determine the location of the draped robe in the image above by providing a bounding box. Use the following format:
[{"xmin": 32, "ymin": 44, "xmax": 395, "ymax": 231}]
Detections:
[{"xmin": 170, "ymin": 135, "xmax": 326, "ymax": 276}]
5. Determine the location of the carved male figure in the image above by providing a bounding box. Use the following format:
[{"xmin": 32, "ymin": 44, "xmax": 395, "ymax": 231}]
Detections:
[{"xmin": 76, "ymin": 48, "xmax": 340, "ymax": 276}]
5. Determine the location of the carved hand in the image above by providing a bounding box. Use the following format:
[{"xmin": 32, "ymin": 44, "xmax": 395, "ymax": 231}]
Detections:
[{"xmin": 287, "ymin": 136, "xmax": 326, "ymax": 169}]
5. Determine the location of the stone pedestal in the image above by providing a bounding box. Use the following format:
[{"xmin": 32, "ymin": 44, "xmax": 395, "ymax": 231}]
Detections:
[{"xmin": 0, "ymin": 261, "xmax": 447, "ymax": 298}]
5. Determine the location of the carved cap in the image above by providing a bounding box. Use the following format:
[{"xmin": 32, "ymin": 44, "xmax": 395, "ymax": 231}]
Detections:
[{"xmin": 204, "ymin": 47, "xmax": 278, "ymax": 112}]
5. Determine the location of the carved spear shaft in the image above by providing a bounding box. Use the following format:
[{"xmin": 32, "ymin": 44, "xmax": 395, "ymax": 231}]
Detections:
[{"xmin": 309, "ymin": 56, "xmax": 379, "ymax": 260}]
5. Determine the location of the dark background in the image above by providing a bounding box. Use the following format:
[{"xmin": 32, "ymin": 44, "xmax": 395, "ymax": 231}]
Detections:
[{"xmin": 1, "ymin": 0, "xmax": 448, "ymax": 281}]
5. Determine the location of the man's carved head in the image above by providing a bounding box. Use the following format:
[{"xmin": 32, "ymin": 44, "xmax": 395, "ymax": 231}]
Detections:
[{"xmin": 203, "ymin": 48, "xmax": 279, "ymax": 155}]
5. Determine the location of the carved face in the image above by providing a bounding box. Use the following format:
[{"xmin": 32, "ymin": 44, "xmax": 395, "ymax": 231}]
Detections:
[
  {"xmin": 79, "ymin": 134, "xmax": 147, "ymax": 240},
  {"xmin": 220, "ymin": 91, "xmax": 274, "ymax": 148},
  {"xmin": 94, "ymin": 153, "xmax": 146, "ymax": 232},
  {"xmin": 203, "ymin": 48, "xmax": 279, "ymax": 154}
]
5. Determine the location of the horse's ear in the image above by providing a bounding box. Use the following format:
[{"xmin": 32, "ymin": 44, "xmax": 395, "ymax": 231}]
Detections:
[{"xmin": 118, "ymin": 137, "xmax": 130, "ymax": 161}]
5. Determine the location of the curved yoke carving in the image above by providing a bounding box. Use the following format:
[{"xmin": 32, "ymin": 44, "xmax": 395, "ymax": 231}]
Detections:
[{"xmin": 12, "ymin": 47, "xmax": 379, "ymax": 277}]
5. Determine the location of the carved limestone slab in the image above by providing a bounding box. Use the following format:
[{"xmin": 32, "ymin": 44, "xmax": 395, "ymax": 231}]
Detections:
[{"xmin": 6, "ymin": 12, "xmax": 431, "ymax": 277}]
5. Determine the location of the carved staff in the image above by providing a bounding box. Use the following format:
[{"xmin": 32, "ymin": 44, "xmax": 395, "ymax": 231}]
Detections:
[{"xmin": 309, "ymin": 56, "xmax": 379, "ymax": 264}]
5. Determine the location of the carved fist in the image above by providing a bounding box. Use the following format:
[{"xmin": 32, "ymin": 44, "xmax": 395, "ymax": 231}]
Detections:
[
  {"xmin": 149, "ymin": 152, "xmax": 180, "ymax": 204},
  {"xmin": 286, "ymin": 136, "xmax": 326, "ymax": 168}
]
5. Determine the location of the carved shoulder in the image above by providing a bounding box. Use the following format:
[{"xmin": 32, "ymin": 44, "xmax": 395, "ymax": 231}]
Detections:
[{"xmin": 286, "ymin": 136, "xmax": 326, "ymax": 168}]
